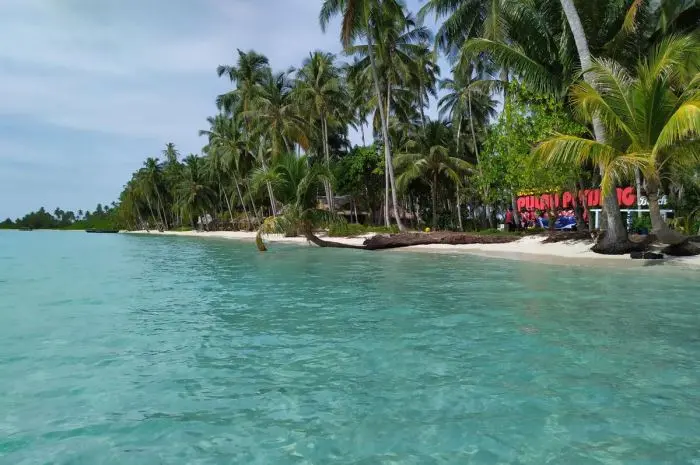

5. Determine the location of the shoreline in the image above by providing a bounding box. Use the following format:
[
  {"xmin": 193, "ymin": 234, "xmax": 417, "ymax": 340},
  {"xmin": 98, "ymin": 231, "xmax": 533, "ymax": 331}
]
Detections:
[{"xmin": 123, "ymin": 230, "xmax": 700, "ymax": 270}]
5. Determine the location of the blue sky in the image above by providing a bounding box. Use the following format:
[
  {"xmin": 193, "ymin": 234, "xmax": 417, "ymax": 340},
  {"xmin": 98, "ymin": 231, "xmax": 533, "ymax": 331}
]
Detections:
[{"xmin": 0, "ymin": 0, "xmax": 437, "ymax": 219}]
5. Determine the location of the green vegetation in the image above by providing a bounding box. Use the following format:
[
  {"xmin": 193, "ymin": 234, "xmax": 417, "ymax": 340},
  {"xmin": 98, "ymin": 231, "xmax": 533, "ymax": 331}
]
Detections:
[
  {"xmin": 0, "ymin": 205, "xmax": 121, "ymax": 231},
  {"xmin": 10, "ymin": 0, "xmax": 693, "ymax": 253}
]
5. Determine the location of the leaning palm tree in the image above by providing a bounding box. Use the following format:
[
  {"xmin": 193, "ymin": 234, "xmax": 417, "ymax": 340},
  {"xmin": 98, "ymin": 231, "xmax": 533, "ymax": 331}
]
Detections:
[
  {"xmin": 395, "ymin": 121, "xmax": 471, "ymax": 229},
  {"xmin": 320, "ymin": 0, "xmax": 408, "ymax": 231},
  {"xmin": 534, "ymin": 35, "xmax": 700, "ymax": 254},
  {"xmin": 293, "ymin": 51, "xmax": 348, "ymax": 211},
  {"xmin": 256, "ymin": 154, "xmax": 362, "ymax": 251}
]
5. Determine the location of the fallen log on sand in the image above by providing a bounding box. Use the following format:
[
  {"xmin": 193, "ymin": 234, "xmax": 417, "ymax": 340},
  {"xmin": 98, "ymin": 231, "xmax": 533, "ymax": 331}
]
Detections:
[{"xmin": 362, "ymin": 232, "xmax": 518, "ymax": 250}]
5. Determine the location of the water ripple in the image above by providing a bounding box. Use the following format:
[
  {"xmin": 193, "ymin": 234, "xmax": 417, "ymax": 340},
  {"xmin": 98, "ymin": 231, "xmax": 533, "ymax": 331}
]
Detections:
[{"xmin": 1, "ymin": 231, "xmax": 699, "ymax": 464}]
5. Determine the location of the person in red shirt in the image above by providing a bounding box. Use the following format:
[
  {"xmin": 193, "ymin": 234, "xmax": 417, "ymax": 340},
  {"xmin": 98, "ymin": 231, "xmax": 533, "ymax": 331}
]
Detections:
[{"xmin": 505, "ymin": 207, "xmax": 515, "ymax": 232}]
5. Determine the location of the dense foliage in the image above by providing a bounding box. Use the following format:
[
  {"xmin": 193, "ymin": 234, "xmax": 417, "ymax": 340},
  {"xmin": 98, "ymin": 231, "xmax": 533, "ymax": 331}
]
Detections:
[
  {"xmin": 0, "ymin": 205, "xmax": 121, "ymax": 230},
  {"xmin": 11, "ymin": 1, "xmax": 695, "ymax": 252}
]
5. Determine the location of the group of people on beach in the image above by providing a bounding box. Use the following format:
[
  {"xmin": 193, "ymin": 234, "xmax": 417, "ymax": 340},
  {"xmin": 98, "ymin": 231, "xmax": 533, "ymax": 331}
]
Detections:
[{"xmin": 504, "ymin": 207, "xmax": 580, "ymax": 232}]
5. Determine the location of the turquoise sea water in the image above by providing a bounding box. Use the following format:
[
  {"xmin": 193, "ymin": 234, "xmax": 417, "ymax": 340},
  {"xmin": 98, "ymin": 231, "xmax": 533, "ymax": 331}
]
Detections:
[{"xmin": 1, "ymin": 230, "xmax": 700, "ymax": 464}]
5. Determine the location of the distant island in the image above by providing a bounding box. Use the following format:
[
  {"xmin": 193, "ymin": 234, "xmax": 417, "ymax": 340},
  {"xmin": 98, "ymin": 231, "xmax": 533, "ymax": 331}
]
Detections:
[{"xmin": 0, "ymin": 204, "xmax": 121, "ymax": 231}]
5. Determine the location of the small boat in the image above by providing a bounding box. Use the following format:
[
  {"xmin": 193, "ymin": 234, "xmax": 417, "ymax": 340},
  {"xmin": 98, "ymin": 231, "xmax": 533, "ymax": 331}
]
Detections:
[
  {"xmin": 19, "ymin": 227, "xmax": 33, "ymax": 231},
  {"xmin": 85, "ymin": 229, "xmax": 120, "ymax": 234}
]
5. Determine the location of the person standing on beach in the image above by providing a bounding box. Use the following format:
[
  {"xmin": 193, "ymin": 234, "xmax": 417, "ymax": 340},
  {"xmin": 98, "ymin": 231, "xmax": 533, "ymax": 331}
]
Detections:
[{"xmin": 505, "ymin": 207, "xmax": 516, "ymax": 232}]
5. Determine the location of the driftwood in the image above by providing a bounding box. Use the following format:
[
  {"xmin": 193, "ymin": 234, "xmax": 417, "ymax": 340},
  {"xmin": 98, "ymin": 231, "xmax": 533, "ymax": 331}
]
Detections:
[{"xmin": 362, "ymin": 232, "xmax": 518, "ymax": 250}]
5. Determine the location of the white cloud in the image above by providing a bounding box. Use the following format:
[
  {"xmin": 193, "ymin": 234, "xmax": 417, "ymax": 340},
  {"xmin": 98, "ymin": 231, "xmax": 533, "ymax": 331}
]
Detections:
[{"xmin": 0, "ymin": 0, "xmax": 430, "ymax": 217}]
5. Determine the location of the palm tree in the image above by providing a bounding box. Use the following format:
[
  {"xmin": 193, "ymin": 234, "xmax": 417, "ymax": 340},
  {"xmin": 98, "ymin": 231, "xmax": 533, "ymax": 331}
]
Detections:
[
  {"xmin": 293, "ymin": 51, "xmax": 348, "ymax": 212},
  {"xmin": 411, "ymin": 43, "xmax": 440, "ymax": 131},
  {"xmin": 200, "ymin": 115, "xmax": 255, "ymax": 227},
  {"xmin": 557, "ymin": 0, "xmax": 637, "ymax": 253},
  {"xmin": 247, "ymin": 70, "xmax": 305, "ymax": 162},
  {"xmin": 142, "ymin": 158, "xmax": 168, "ymax": 229},
  {"xmin": 320, "ymin": 0, "xmax": 407, "ymax": 231},
  {"xmin": 395, "ymin": 121, "xmax": 471, "ymax": 229},
  {"xmin": 345, "ymin": 59, "xmax": 373, "ymax": 145},
  {"xmin": 439, "ymin": 63, "xmax": 498, "ymax": 224},
  {"xmin": 217, "ymin": 50, "xmax": 270, "ymax": 116},
  {"xmin": 175, "ymin": 155, "xmax": 215, "ymax": 229},
  {"xmin": 256, "ymin": 154, "xmax": 360, "ymax": 250},
  {"xmin": 534, "ymin": 35, "xmax": 700, "ymax": 253}
]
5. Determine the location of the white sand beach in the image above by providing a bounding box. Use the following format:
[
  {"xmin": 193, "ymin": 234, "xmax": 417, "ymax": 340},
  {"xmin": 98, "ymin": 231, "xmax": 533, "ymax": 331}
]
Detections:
[{"xmin": 123, "ymin": 229, "xmax": 700, "ymax": 269}]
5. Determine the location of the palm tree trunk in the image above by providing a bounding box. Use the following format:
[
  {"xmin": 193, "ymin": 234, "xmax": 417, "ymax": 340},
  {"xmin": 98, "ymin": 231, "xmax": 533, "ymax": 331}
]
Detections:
[
  {"xmin": 231, "ymin": 173, "xmax": 251, "ymax": 229},
  {"xmin": 145, "ymin": 195, "xmax": 157, "ymax": 228},
  {"xmin": 432, "ymin": 174, "xmax": 438, "ymax": 230},
  {"xmin": 248, "ymin": 189, "xmax": 261, "ymax": 222},
  {"xmin": 560, "ymin": 0, "xmax": 630, "ymax": 253},
  {"xmin": 153, "ymin": 185, "xmax": 169, "ymax": 230},
  {"xmin": 366, "ymin": 24, "xmax": 405, "ymax": 231},
  {"xmin": 418, "ymin": 82, "xmax": 427, "ymax": 131},
  {"xmin": 647, "ymin": 180, "xmax": 690, "ymax": 246},
  {"xmin": 456, "ymin": 184, "xmax": 463, "ymax": 231},
  {"xmin": 266, "ymin": 181, "xmax": 277, "ymax": 217},
  {"xmin": 321, "ymin": 115, "xmax": 334, "ymax": 212},
  {"xmin": 302, "ymin": 226, "xmax": 366, "ymax": 249},
  {"xmin": 381, "ymin": 144, "xmax": 390, "ymax": 227},
  {"xmin": 221, "ymin": 182, "xmax": 236, "ymax": 226},
  {"xmin": 468, "ymin": 91, "xmax": 490, "ymax": 215},
  {"xmin": 360, "ymin": 122, "xmax": 366, "ymax": 146}
]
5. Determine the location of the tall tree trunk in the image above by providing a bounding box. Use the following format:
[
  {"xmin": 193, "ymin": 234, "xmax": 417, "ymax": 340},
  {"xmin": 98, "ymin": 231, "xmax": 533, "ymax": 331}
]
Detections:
[
  {"xmin": 366, "ymin": 24, "xmax": 405, "ymax": 231},
  {"xmin": 145, "ymin": 194, "xmax": 159, "ymax": 228},
  {"xmin": 384, "ymin": 154, "xmax": 390, "ymax": 227},
  {"xmin": 248, "ymin": 189, "xmax": 261, "ymax": 222},
  {"xmin": 266, "ymin": 181, "xmax": 277, "ymax": 217},
  {"xmin": 360, "ymin": 122, "xmax": 366, "ymax": 146},
  {"xmin": 418, "ymin": 81, "xmax": 427, "ymax": 131},
  {"xmin": 322, "ymin": 115, "xmax": 334, "ymax": 212},
  {"xmin": 559, "ymin": 0, "xmax": 632, "ymax": 254},
  {"xmin": 144, "ymin": 196, "xmax": 156, "ymax": 228},
  {"xmin": 647, "ymin": 180, "xmax": 689, "ymax": 246},
  {"xmin": 385, "ymin": 81, "xmax": 404, "ymax": 229},
  {"xmin": 231, "ymin": 173, "xmax": 251, "ymax": 229},
  {"xmin": 223, "ymin": 186, "xmax": 235, "ymax": 226},
  {"xmin": 468, "ymin": 91, "xmax": 490, "ymax": 214},
  {"xmin": 456, "ymin": 184, "xmax": 464, "ymax": 231},
  {"xmin": 153, "ymin": 185, "xmax": 169, "ymax": 230},
  {"xmin": 432, "ymin": 174, "xmax": 438, "ymax": 230}
]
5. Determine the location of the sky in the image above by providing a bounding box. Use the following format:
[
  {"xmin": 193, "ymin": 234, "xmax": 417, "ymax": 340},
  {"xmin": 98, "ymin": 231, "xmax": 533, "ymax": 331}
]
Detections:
[{"xmin": 0, "ymin": 0, "xmax": 438, "ymax": 219}]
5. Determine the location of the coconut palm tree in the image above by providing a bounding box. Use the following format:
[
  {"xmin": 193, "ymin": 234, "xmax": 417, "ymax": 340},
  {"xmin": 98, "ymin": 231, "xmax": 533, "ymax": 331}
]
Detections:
[
  {"xmin": 411, "ymin": 42, "xmax": 440, "ymax": 131},
  {"xmin": 142, "ymin": 157, "xmax": 168, "ymax": 229},
  {"xmin": 534, "ymin": 34, "xmax": 700, "ymax": 253},
  {"xmin": 256, "ymin": 154, "xmax": 360, "ymax": 250},
  {"xmin": 247, "ymin": 70, "xmax": 305, "ymax": 163},
  {"xmin": 175, "ymin": 155, "xmax": 215, "ymax": 229},
  {"xmin": 344, "ymin": 59, "xmax": 374, "ymax": 145},
  {"xmin": 293, "ymin": 51, "xmax": 348, "ymax": 211},
  {"xmin": 557, "ymin": 0, "xmax": 639, "ymax": 253},
  {"xmin": 395, "ymin": 121, "xmax": 471, "ymax": 229},
  {"xmin": 320, "ymin": 0, "xmax": 408, "ymax": 231},
  {"xmin": 200, "ymin": 115, "xmax": 255, "ymax": 227},
  {"xmin": 217, "ymin": 50, "xmax": 270, "ymax": 116},
  {"xmin": 439, "ymin": 62, "xmax": 498, "ymax": 225}
]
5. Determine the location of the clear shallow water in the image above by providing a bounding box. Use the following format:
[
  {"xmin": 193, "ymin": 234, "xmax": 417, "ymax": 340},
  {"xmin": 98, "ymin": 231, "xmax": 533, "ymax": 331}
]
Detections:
[{"xmin": 1, "ymin": 231, "xmax": 700, "ymax": 464}]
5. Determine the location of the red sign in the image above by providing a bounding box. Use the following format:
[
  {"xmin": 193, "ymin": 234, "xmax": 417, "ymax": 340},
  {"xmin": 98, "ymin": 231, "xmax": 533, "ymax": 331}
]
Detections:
[{"xmin": 517, "ymin": 187, "xmax": 636, "ymax": 211}]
